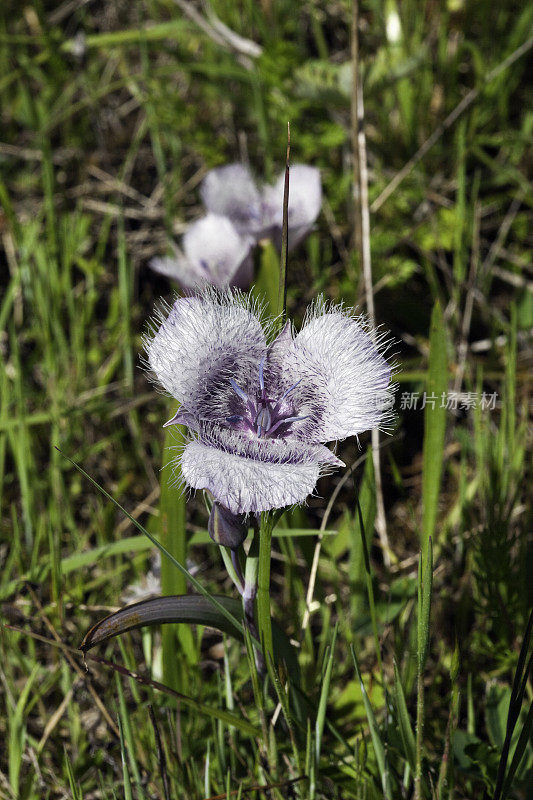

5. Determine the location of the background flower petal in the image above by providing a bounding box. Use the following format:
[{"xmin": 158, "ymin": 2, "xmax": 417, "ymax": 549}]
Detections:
[
  {"xmin": 263, "ymin": 164, "xmax": 322, "ymax": 250},
  {"xmin": 183, "ymin": 214, "xmax": 254, "ymax": 288},
  {"xmin": 284, "ymin": 307, "xmax": 393, "ymax": 442},
  {"xmin": 200, "ymin": 164, "xmax": 263, "ymax": 235},
  {"xmin": 149, "ymin": 251, "xmax": 200, "ymax": 288}
]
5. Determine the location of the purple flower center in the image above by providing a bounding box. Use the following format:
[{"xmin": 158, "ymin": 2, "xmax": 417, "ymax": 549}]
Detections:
[{"xmin": 226, "ymin": 357, "xmax": 306, "ymax": 439}]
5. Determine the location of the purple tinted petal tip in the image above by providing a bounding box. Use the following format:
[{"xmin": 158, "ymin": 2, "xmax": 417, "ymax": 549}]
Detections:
[{"xmin": 163, "ymin": 410, "xmax": 196, "ymax": 428}]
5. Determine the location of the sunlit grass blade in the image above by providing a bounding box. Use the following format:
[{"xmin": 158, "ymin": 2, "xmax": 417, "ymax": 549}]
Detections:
[
  {"xmin": 257, "ymin": 512, "xmax": 274, "ymax": 663},
  {"xmin": 493, "ymin": 606, "xmax": 533, "ymax": 800},
  {"xmin": 315, "ymin": 622, "xmax": 338, "ymax": 765},
  {"xmin": 117, "ymin": 709, "xmax": 134, "ymax": 800},
  {"xmin": 351, "ymin": 446, "xmax": 376, "ymax": 622},
  {"xmin": 417, "ymin": 538, "xmax": 433, "ymax": 673},
  {"xmin": 392, "ymin": 659, "xmax": 416, "ymax": 773},
  {"xmin": 355, "ymin": 494, "xmax": 382, "ymax": 674},
  {"xmin": 159, "ymin": 422, "xmax": 195, "ymax": 692},
  {"xmin": 351, "ymin": 645, "xmax": 392, "ymax": 799},
  {"xmin": 8, "ymin": 663, "xmax": 40, "ymax": 798},
  {"xmin": 415, "ymin": 539, "xmax": 433, "ymax": 800},
  {"xmin": 115, "ymin": 676, "xmax": 145, "ymax": 797},
  {"xmin": 421, "ymin": 300, "xmax": 448, "ymax": 553}
]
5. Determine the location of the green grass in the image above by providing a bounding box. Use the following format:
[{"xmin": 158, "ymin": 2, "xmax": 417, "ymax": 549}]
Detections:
[{"xmin": 0, "ymin": 1, "xmax": 532, "ymax": 798}]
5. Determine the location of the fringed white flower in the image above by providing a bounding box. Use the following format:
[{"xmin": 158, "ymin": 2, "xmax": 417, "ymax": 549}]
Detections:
[{"xmin": 144, "ymin": 290, "xmax": 394, "ymax": 515}]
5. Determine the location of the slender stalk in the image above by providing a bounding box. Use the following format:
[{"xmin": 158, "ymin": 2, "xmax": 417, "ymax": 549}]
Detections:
[
  {"xmin": 350, "ymin": 3, "xmax": 362, "ymax": 259},
  {"xmin": 277, "ymin": 122, "xmax": 290, "ymax": 325},
  {"xmin": 351, "ymin": 0, "xmax": 390, "ymax": 565}
]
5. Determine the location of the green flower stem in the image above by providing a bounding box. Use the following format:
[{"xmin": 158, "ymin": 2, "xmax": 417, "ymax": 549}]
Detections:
[
  {"xmin": 219, "ymin": 545, "xmax": 244, "ymax": 595},
  {"xmin": 243, "ymin": 524, "xmax": 265, "ymax": 675},
  {"xmin": 243, "ymin": 525, "xmax": 259, "ymax": 632},
  {"xmin": 257, "ymin": 512, "xmax": 274, "ymax": 663},
  {"xmin": 160, "ymin": 422, "xmax": 192, "ymax": 693}
]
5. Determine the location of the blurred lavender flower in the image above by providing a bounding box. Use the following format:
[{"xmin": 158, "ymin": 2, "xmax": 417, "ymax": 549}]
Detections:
[
  {"xmin": 262, "ymin": 164, "xmax": 322, "ymax": 250},
  {"xmin": 144, "ymin": 290, "xmax": 393, "ymax": 515},
  {"xmin": 150, "ymin": 213, "xmax": 254, "ymax": 290},
  {"xmin": 200, "ymin": 164, "xmax": 267, "ymax": 239},
  {"xmin": 200, "ymin": 162, "xmax": 322, "ymax": 251}
]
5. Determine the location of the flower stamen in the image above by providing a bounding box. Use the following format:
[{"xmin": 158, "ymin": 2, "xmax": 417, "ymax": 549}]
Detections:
[{"xmin": 226, "ymin": 361, "xmax": 306, "ymax": 440}]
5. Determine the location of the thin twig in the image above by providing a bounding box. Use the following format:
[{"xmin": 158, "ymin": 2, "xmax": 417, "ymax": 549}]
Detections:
[
  {"xmin": 351, "ymin": 0, "xmax": 390, "ymax": 566},
  {"xmin": 300, "ymin": 435, "xmax": 397, "ymax": 634},
  {"xmin": 22, "ymin": 588, "xmax": 120, "ymax": 739},
  {"xmin": 114, "ymin": 485, "xmax": 160, "ymax": 536},
  {"xmin": 480, "ymin": 192, "xmax": 525, "ymax": 281},
  {"xmin": 172, "ymin": 0, "xmax": 262, "ymax": 61},
  {"xmin": 0, "ymin": 142, "xmax": 78, "ymax": 163},
  {"xmin": 299, "ymin": 453, "xmax": 366, "ymax": 634},
  {"xmin": 371, "ymin": 35, "xmax": 533, "ymax": 213},
  {"xmin": 202, "ymin": 776, "xmax": 306, "ymax": 800}
]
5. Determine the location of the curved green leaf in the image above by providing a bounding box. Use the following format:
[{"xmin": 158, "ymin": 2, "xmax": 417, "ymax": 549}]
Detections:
[{"xmin": 80, "ymin": 594, "xmax": 300, "ymax": 683}]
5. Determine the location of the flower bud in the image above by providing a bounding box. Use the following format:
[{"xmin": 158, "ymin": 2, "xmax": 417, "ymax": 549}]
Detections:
[{"xmin": 208, "ymin": 502, "xmax": 247, "ymax": 550}]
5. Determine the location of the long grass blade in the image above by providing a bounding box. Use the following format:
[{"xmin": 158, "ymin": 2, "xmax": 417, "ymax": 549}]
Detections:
[
  {"xmin": 351, "ymin": 645, "xmax": 392, "ymax": 799},
  {"xmin": 392, "ymin": 659, "xmax": 416, "ymax": 773},
  {"xmin": 315, "ymin": 622, "xmax": 338, "ymax": 765},
  {"xmin": 160, "ymin": 422, "xmax": 194, "ymax": 692},
  {"xmin": 421, "ymin": 300, "xmax": 448, "ymax": 553}
]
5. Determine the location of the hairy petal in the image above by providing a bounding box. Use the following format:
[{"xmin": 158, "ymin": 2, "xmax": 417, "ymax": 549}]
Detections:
[
  {"xmin": 144, "ymin": 291, "xmax": 268, "ymax": 417},
  {"xmin": 200, "ymin": 164, "xmax": 264, "ymax": 236},
  {"xmin": 180, "ymin": 433, "xmax": 333, "ymax": 514},
  {"xmin": 283, "ymin": 306, "xmax": 393, "ymax": 442}
]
